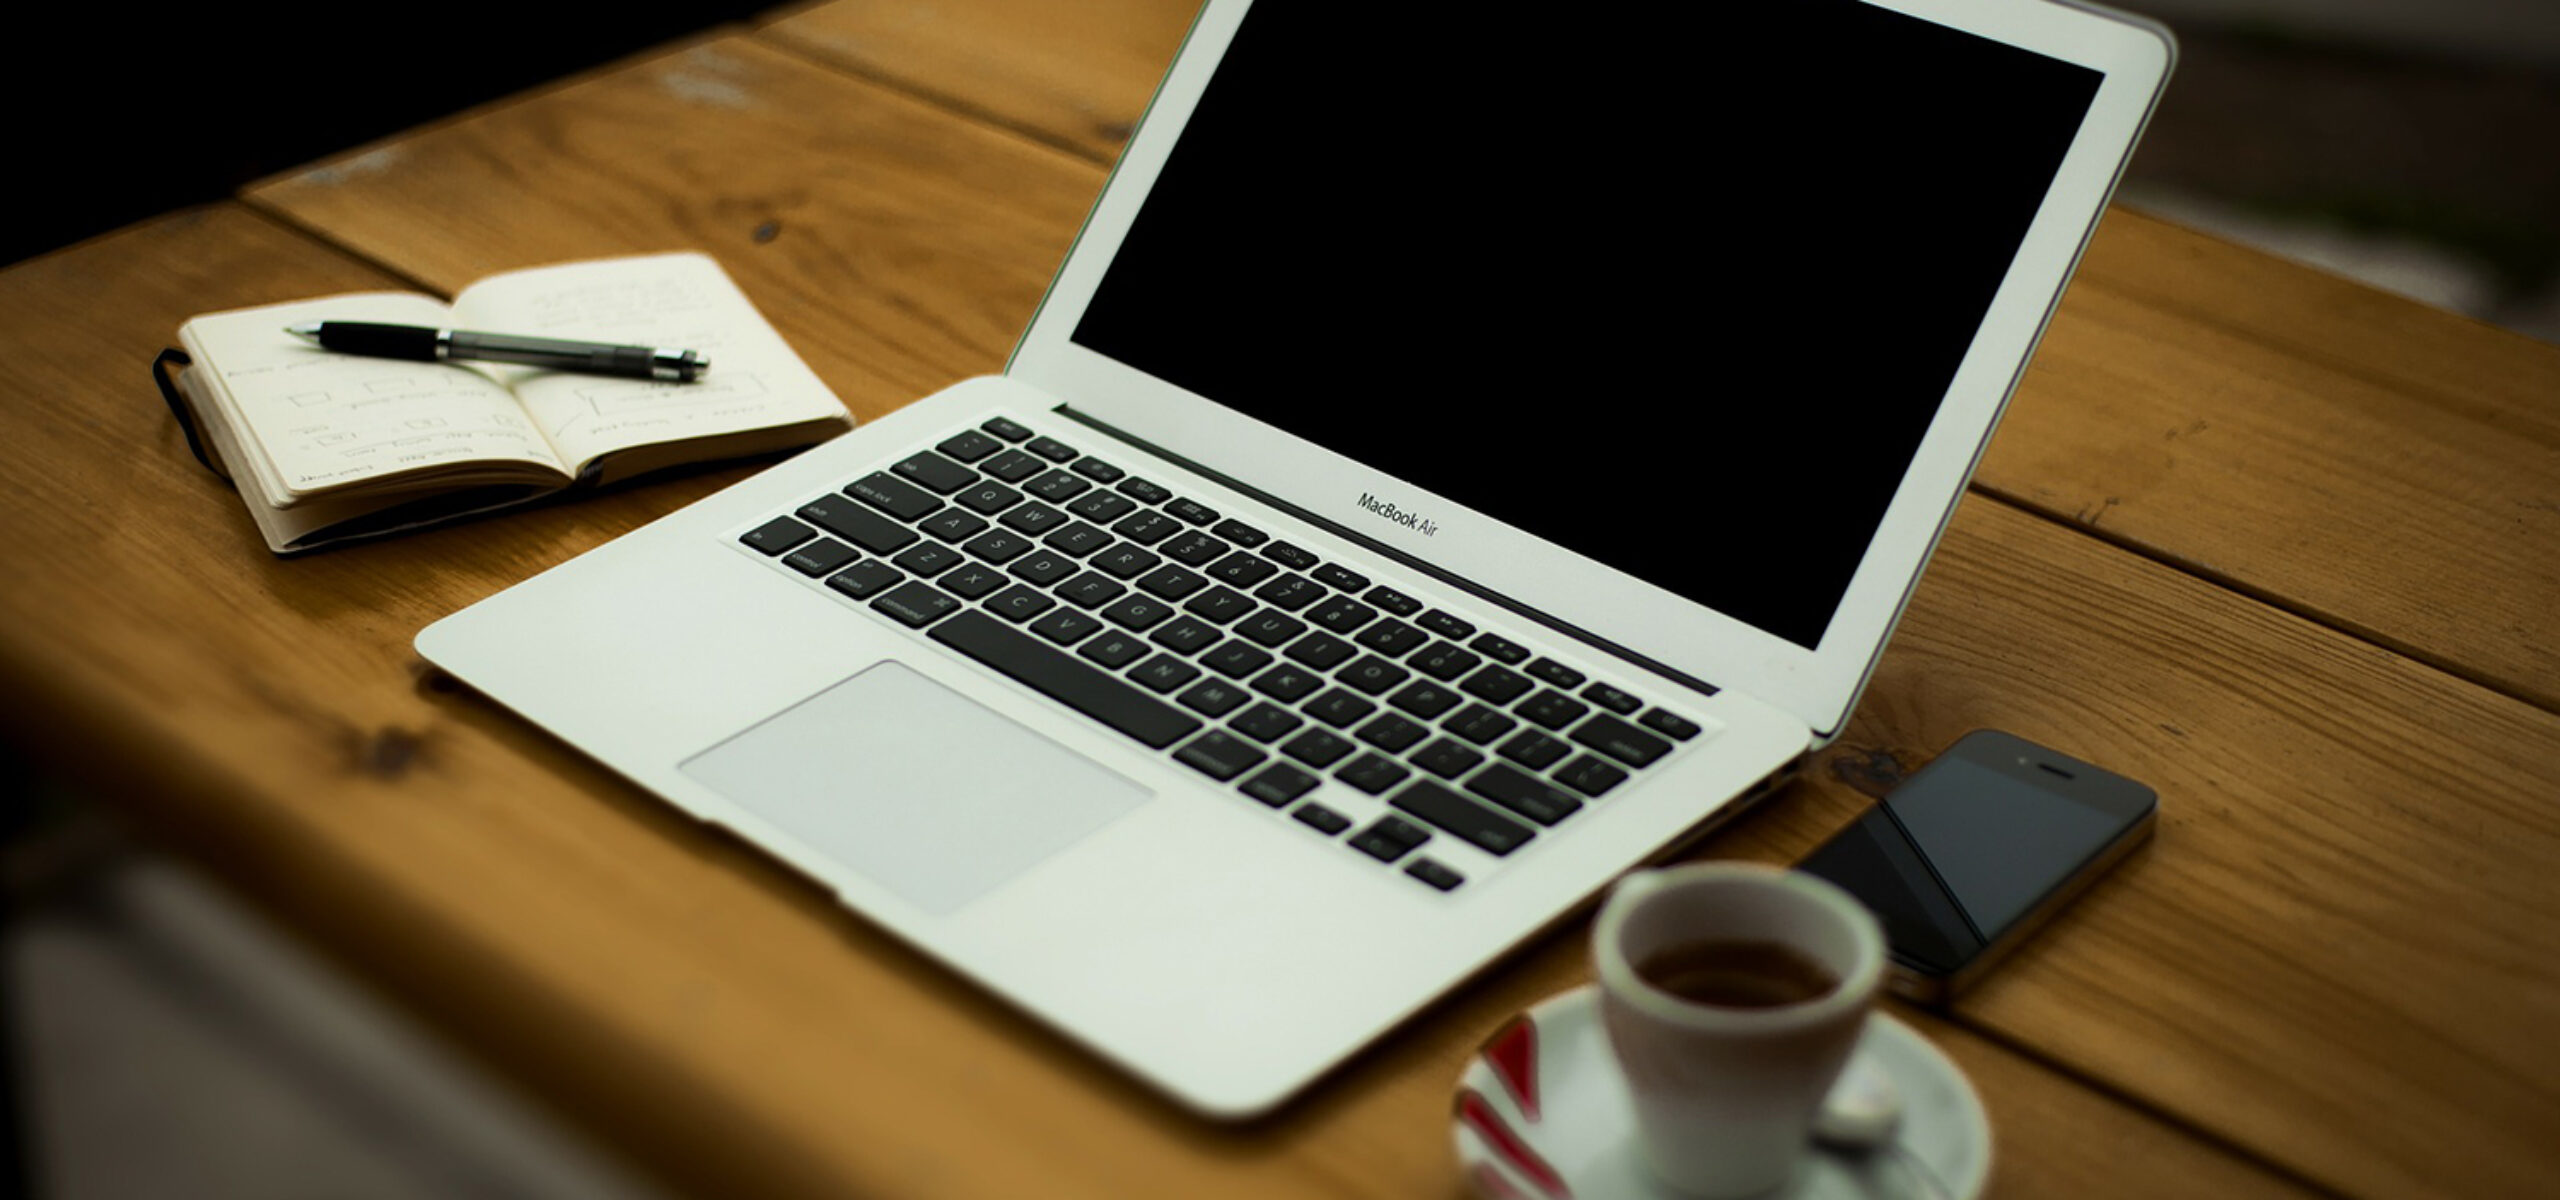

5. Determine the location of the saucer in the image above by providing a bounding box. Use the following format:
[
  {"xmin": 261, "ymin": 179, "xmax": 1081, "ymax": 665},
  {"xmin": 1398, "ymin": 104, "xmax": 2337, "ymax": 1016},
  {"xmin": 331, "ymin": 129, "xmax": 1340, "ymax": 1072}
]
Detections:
[{"xmin": 1453, "ymin": 986, "xmax": 1990, "ymax": 1200}]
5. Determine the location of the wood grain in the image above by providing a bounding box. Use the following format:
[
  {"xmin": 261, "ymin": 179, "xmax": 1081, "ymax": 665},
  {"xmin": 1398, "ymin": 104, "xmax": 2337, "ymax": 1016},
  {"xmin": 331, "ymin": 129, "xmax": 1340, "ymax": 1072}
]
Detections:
[
  {"xmin": 1986, "ymin": 207, "xmax": 2560, "ymax": 712},
  {"xmin": 757, "ymin": 0, "xmax": 1196, "ymax": 163},
  {"xmin": 4, "ymin": 202, "xmax": 2319, "ymax": 1200}
]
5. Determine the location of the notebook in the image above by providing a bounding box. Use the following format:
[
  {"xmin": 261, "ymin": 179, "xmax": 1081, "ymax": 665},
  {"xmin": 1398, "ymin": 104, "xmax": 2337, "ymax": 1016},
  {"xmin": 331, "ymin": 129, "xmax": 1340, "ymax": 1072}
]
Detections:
[{"xmin": 417, "ymin": 0, "xmax": 2173, "ymax": 1117}]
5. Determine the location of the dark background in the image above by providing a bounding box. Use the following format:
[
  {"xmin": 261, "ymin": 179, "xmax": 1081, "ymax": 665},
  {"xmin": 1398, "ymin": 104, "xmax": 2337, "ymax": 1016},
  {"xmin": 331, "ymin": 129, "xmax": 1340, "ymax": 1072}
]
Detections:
[{"xmin": 3, "ymin": 2, "xmax": 773, "ymax": 268}]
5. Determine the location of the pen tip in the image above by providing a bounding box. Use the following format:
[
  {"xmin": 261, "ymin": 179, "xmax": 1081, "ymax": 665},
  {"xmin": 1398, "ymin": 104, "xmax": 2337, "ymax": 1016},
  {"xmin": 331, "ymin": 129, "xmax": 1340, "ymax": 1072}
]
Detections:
[{"xmin": 285, "ymin": 323, "xmax": 320, "ymax": 343}]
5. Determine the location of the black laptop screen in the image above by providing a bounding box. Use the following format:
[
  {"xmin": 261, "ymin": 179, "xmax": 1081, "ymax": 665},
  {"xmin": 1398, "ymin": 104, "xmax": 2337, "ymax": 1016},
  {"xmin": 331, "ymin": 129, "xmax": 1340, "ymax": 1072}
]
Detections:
[{"xmin": 1072, "ymin": 1, "xmax": 2102, "ymax": 650}]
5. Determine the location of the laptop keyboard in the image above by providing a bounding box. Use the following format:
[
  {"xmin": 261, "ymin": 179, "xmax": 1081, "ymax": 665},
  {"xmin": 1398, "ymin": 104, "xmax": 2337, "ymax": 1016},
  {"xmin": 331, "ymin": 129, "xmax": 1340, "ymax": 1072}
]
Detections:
[{"xmin": 734, "ymin": 415, "xmax": 1714, "ymax": 893}]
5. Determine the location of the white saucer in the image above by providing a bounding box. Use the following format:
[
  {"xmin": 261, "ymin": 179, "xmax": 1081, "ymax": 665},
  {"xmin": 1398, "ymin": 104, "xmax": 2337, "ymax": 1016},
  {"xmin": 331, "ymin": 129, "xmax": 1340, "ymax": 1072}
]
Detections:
[{"xmin": 1454, "ymin": 985, "xmax": 1990, "ymax": 1200}]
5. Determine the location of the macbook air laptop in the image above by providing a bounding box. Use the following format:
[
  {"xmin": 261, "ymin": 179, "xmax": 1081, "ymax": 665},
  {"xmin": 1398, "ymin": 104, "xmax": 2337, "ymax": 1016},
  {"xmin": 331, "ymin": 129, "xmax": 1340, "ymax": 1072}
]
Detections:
[{"xmin": 418, "ymin": 0, "xmax": 2172, "ymax": 1118}]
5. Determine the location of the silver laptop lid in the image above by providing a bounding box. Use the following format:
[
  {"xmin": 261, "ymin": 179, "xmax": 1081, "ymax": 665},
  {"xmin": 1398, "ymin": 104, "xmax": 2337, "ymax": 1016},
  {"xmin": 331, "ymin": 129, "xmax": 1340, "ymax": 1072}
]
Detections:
[{"xmin": 1010, "ymin": 0, "xmax": 2173, "ymax": 738}]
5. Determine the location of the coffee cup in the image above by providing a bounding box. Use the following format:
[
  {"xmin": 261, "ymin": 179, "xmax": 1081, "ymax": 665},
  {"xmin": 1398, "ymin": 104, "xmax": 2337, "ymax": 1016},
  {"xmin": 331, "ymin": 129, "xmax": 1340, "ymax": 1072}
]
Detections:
[{"xmin": 1592, "ymin": 862, "xmax": 1887, "ymax": 1197}]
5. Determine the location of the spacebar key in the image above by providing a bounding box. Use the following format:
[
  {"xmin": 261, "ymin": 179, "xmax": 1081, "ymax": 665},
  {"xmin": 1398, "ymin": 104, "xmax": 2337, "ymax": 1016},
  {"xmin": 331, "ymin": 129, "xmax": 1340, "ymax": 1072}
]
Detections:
[{"xmin": 929, "ymin": 609, "xmax": 1203, "ymax": 750}]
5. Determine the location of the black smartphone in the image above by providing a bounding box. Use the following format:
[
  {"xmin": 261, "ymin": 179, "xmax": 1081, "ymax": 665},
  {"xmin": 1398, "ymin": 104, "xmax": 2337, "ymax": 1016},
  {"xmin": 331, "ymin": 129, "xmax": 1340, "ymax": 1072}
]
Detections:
[{"xmin": 1798, "ymin": 729, "xmax": 2156, "ymax": 1002}]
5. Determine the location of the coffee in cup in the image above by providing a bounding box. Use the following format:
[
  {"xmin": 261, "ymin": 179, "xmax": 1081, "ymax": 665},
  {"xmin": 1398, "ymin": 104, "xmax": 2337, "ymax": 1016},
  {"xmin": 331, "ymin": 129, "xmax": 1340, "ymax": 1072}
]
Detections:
[{"xmin": 1592, "ymin": 862, "xmax": 1886, "ymax": 1197}]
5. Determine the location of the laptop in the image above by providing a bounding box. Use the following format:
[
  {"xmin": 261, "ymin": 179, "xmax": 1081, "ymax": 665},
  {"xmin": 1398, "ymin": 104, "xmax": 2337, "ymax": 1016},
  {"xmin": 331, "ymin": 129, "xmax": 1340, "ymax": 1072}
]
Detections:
[{"xmin": 418, "ymin": 0, "xmax": 2173, "ymax": 1118}]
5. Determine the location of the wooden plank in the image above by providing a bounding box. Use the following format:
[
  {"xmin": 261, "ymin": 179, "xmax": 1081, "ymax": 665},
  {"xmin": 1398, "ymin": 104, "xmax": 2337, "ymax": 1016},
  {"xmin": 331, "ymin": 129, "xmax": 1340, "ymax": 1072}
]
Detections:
[
  {"xmin": 755, "ymin": 0, "xmax": 1196, "ymax": 163},
  {"xmin": 1984, "ymin": 208, "xmax": 2560, "ymax": 710}
]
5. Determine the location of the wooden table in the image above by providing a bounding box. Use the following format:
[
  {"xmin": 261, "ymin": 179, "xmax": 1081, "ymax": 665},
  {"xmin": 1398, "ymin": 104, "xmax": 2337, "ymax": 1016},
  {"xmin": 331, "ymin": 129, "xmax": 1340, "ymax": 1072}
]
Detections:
[{"xmin": 5, "ymin": 2, "xmax": 2555, "ymax": 1196}]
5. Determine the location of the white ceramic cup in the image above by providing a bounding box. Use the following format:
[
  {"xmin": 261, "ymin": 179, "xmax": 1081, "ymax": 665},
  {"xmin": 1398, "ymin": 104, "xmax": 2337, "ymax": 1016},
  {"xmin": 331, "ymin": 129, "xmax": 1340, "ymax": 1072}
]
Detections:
[{"xmin": 1592, "ymin": 862, "xmax": 1887, "ymax": 1198}]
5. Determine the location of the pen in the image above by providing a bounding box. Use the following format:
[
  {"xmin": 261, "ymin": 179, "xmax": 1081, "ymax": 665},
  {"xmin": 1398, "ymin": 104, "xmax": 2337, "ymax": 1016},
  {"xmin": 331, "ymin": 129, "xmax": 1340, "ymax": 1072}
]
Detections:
[{"xmin": 285, "ymin": 321, "xmax": 710, "ymax": 382}]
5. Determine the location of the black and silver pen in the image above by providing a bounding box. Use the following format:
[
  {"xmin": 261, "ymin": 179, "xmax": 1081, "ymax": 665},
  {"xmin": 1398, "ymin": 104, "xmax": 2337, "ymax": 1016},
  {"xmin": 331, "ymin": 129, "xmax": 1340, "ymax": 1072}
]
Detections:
[{"xmin": 285, "ymin": 321, "xmax": 710, "ymax": 382}]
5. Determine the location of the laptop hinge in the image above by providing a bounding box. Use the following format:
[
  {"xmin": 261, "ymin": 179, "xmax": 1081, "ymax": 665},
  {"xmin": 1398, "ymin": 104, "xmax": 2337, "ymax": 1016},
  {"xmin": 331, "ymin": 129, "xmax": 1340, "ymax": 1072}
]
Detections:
[{"xmin": 1053, "ymin": 405, "xmax": 1728, "ymax": 702}]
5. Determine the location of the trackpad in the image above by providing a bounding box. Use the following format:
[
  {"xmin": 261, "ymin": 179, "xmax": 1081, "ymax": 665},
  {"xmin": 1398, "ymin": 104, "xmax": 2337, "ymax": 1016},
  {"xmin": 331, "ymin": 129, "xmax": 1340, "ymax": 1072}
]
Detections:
[{"xmin": 681, "ymin": 661, "xmax": 1150, "ymax": 915}]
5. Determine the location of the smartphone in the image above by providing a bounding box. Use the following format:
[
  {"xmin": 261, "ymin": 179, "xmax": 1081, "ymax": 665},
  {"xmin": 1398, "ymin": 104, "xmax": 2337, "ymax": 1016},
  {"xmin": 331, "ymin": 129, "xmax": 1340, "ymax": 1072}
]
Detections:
[{"xmin": 1798, "ymin": 729, "xmax": 2156, "ymax": 1002}]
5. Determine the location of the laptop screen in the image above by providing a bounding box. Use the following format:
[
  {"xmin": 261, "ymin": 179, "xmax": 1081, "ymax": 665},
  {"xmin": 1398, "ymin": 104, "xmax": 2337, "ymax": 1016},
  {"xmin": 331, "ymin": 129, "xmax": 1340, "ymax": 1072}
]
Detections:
[{"xmin": 1073, "ymin": 1, "xmax": 2102, "ymax": 650}]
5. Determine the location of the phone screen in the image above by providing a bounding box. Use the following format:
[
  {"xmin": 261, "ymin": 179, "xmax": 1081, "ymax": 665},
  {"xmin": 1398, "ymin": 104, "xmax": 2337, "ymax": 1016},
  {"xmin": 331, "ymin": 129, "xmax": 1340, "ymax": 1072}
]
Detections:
[{"xmin": 1801, "ymin": 753, "xmax": 2146, "ymax": 976}]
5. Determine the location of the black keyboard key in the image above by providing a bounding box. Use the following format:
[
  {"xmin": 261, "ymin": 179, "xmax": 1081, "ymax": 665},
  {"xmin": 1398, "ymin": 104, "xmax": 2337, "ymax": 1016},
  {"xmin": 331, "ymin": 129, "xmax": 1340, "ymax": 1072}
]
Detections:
[
  {"xmin": 741, "ymin": 516, "xmax": 815, "ymax": 555},
  {"xmin": 1068, "ymin": 490, "xmax": 1138, "ymax": 523},
  {"xmin": 1582, "ymin": 683, "xmax": 1643, "ymax": 715},
  {"xmin": 929, "ymin": 610, "xmax": 1201, "ymax": 750},
  {"xmin": 1175, "ymin": 730, "xmax": 1266, "ymax": 781},
  {"xmin": 1202, "ymin": 639, "xmax": 1275, "ymax": 679},
  {"xmin": 1206, "ymin": 550, "xmax": 1278, "ymax": 588},
  {"xmin": 1444, "ymin": 703, "xmax": 1518, "ymax": 746},
  {"xmin": 1335, "ymin": 752, "xmax": 1410, "ymax": 795},
  {"xmin": 847, "ymin": 471, "xmax": 942, "ymax": 520},
  {"xmin": 1263, "ymin": 542, "xmax": 1319, "ymax": 570},
  {"xmin": 1461, "ymin": 663, "xmax": 1535, "ymax": 705},
  {"xmin": 1410, "ymin": 642, "xmax": 1482, "ymax": 683},
  {"xmin": 1412, "ymin": 738, "xmax": 1486, "ymax": 779},
  {"xmin": 1555, "ymin": 754, "xmax": 1631, "ymax": 797},
  {"xmin": 938, "ymin": 563, "xmax": 1010, "ymax": 600},
  {"xmin": 1336, "ymin": 655, "xmax": 1410, "ymax": 696},
  {"xmin": 1210, "ymin": 518, "xmax": 1267, "ymax": 548},
  {"xmin": 1071, "ymin": 456, "xmax": 1125, "ymax": 484},
  {"xmin": 1285, "ymin": 631, "xmax": 1358, "ymax": 671},
  {"xmin": 1078, "ymin": 630, "xmax": 1150, "ymax": 669},
  {"xmin": 920, "ymin": 508, "xmax": 990, "ymax": 542},
  {"xmin": 893, "ymin": 451, "xmax": 979, "ymax": 494},
  {"xmin": 1228, "ymin": 702, "xmax": 1302, "ymax": 743},
  {"xmin": 1090, "ymin": 543, "xmax": 1162, "ymax": 580},
  {"xmin": 1136, "ymin": 564, "xmax": 1208, "ymax": 601},
  {"xmin": 1102, "ymin": 594, "xmax": 1178, "ymax": 631},
  {"xmin": 871, "ymin": 581, "xmax": 961, "ymax": 628},
  {"xmin": 1006, "ymin": 550, "xmax": 1078, "ymax": 588},
  {"xmin": 1640, "ymin": 708, "xmax": 1706, "ymax": 740},
  {"xmin": 1251, "ymin": 574, "xmax": 1325, "ymax": 611},
  {"xmin": 1348, "ymin": 816, "xmax": 1430, "ymax": 863},
  {"xmin": 1354, "ymin": 712, "xmax": 1428, "ymax": 754},
  {"xmin": 1353, "ymin": 619, "xmax": 1428, "ymax": 657},
  {"xmin": 984, "ymin": 585, "xmax": 1055, "ymax": 623},
  {"xmin": 1027, "ymin": 469, "xmax": 1092, "ymax": 502},
  {"xmin": 1166, "ymin": 498, "xmax": 1220, "ymax": 525},
  {"xmin": 1525, "ymin": 657, "xmax": 1586, "ymax": 689},
  {"xmin": 1470, "ymin": 632, "xmax": 1531, "ymax": 664},
  {"xmin": 1182, "ymin": 585, "xmax": 1256, "ymax": 624},
  {"xmin": 784, "ymin": 538, "xmax": 858, "ymax": 577},
  {"xmin": 1404, "ymin": 858, "xmax": 1465, "ymax": 892},
  {"xmin": 825, "ymin": 560, "xmax": 903, "ymax": 600},
  {"xmin": 1313, "ymin": 563, "xmax": 1369, "ymax": 592},
  {"xmin": 1162, "ymin": 531, "xmax": 1230, "ymax": 567},
  {"xmin": 1056, "ymin": 571, "xmax": 1128, "ymax": 609},
  {"xmin": 1466, "ymin": 763, "xmax": 1583, "ymax": 826},
  {"xmin": 1292, "ymin": 803, "xmax": 1352, "ymax": 836},
  {"xmin": 1241, "ymin": 763, "xmax": 1319, "ymax": 807},
  {"xmin": 1149, "ymin": 616, "xmax": 1222, "ymax": 655},
  {"xmin": 1251, "ymin": 664, "xmax": 1325, "ymax": 704},
  {"xmin": 1388, "ymin": 680, "xmax": 1463, "ymax": 721},
  {"xmin": 1364, "ymin": 586, "xmax": 1422, "ymax": 617},
  {"xmin": 955, "ymin": 480, "xmax": 1023, "ymax": 515},
  {"xmin": 982, "ymin": 448, "xmax": 1047, "ymax": 481},
  {"xmin": 799, "ymin": 495, "xmax": 917, "ymax": 555},
  {"xmin": 936, "ymin": 430, "xmax": 1003, "ymax": 461},
  {"xmin": 1418, "ymin": 609, "xmax": 1475, "ymax": 640},
  {"xmin": 1025, "ymin": 435, "xmax": 1079, "ymax": 462},
  {"xmin": 1235, "ymin": 611, "xmax": 1307, "ymax": 648},
  {"xmin": 1282, "ymin": 728, "xmax": 1355, "ymax": 768},
  {"xmin": 890, "ymin": 540, "xmax": 963, "ymax": 577},
  {"xmin": 1571, "ymin": 714, "xmax": 1677, "ymax": 768},
  {"xmin": 999, "ymin": 501, "xmax": 1070, "ymax": 536},
  {"xmin": 980, "ymin": 416, "xmax": 1033, "ymax": 442},
  {"xmin": 1498, "ymin": 729, "xmax": 1572, "ymax": 771},
  {"xmin": 1308, "ymin": 595, "xmax": 1378, "ymax": 634},
  {"xmin": 1390, "ymin": 781, "xmax": 1533, "ymax": 856},
  {"xmin": 1177, "ymin": 678, "xmax": 1252, "ymax": 718},
  {"xmin": 1307, "ymin": 688, "xmax": 1377, "ymax": 728},
  {"xmin": 1131, "ymin": 654, "xmax": 1200, "ymax": 694},
  {"xmin": 1116, "ymin": 477, "xmax": 1173, "ymax": 505},
  {"xmin": 1518, "ymin": 690, "xmax": 1591, "ymax": 731},
  {"xmin": 963, "ymin": 528, "xmax": 1034, "ymax": 564},
  {"xmin": 1029, "ymin": 608, "xmax": 1103, "ymax": 645},
  {"xmin": 1111, "ymin": 509, "xmax": 1180, "ymax": 545}
]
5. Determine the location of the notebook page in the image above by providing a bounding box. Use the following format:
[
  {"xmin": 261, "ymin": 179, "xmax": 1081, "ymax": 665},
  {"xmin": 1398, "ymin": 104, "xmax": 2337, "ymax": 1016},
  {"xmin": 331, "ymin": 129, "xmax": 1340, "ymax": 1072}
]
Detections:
[
  {"xmin": 182, "ymin": 294, "xmax": 570, "ymax": 502},
  {"xmin": 453, "ymin": 254, "xmax": 846, "ymax": 473}
]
